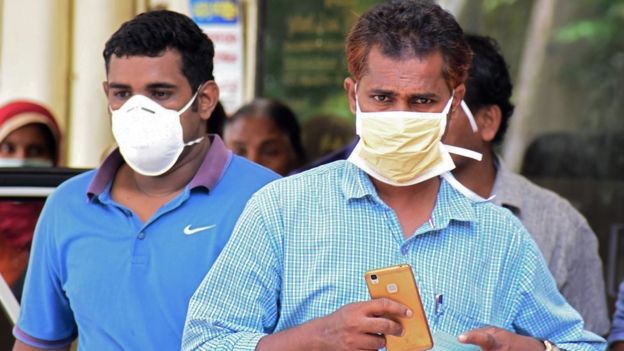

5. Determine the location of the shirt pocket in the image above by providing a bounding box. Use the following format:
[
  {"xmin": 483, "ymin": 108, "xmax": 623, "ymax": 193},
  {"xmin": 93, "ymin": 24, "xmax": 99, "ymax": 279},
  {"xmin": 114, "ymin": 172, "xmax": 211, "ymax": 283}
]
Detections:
[{"xmin": 429, "ymin": 301, "xmax": 494, "ymax": 337}]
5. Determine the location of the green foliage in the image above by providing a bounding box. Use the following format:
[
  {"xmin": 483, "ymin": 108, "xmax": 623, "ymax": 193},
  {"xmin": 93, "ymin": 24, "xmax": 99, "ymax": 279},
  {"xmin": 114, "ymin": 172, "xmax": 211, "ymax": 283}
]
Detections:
[
  {"xmin": 552, "ymin": 0, "xmax": 624, "ymax": 133},
  {"xmin": 554, "ymin": 20, "xmax": 613, "ymax": 43},
  {"xmin": 483, "ymin": 0, "xmax": 517, "ymax": 13},
  {"xmin": 554, "ymin": 0, "xmax": 624, "ymax": 44}
]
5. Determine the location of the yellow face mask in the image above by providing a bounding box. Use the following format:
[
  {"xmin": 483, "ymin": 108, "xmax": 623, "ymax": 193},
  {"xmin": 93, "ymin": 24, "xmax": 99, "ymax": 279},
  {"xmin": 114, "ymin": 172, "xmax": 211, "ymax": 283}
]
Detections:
[{"xmin": 348, "ymin": 88, "xmax": 482, "ymax": 187}]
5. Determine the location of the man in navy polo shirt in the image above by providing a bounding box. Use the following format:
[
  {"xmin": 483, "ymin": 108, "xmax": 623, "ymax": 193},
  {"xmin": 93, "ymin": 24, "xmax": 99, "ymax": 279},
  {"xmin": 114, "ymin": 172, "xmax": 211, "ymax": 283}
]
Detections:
[{"xmin": 12, "ymin": 10, "xmax": 279, "ymax": 351}]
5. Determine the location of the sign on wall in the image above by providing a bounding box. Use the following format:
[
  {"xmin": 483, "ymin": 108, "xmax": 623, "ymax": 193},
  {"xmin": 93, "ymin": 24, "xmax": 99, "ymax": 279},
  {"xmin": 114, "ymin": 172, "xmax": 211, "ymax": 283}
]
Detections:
[
  {"xmin": 259, "ymin": 0, "xmax": 380, "ymax": 122},
  {"xmin": 190, "ymin": 0, "xmax": 244, "ymax": 114}
]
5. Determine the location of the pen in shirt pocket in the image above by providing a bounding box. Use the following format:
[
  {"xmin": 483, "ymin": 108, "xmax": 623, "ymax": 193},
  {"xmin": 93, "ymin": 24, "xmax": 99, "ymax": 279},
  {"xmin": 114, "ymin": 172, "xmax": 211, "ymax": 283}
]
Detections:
[{"xmin": 434, "ymin": 293, "xmax": 444, "ymax": 321}]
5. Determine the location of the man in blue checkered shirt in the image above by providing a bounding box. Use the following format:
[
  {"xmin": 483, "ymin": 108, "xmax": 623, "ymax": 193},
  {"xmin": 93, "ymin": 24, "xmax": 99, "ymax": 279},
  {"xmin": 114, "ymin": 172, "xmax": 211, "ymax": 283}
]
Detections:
[{"xmin": 183, "ymin": 1, "xmax": 607, "ymax": 351}]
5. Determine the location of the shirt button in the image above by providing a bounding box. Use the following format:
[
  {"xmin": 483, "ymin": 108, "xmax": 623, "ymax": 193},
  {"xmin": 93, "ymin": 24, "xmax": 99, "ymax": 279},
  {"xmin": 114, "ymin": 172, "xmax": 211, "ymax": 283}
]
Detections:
[{"xmin": 138, "ymin": 232, "xmax": 145, "ymax": 240}]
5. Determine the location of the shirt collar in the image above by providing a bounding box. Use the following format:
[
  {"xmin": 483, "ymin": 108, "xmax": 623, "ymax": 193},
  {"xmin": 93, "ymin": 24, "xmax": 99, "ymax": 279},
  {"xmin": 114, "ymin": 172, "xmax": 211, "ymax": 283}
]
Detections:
[
  {"xmin": 490, "ymin": 155, "xmax": 521, "ymax": 215},
  {"xmin": 341, "ymin": 162, "xmax": 477, "ymax": 228},
  {"xmin": 432, "ymin": 177, "xmax": 478, "ymax": 229},
  {"xmin": 341, "ymin": 161, "xmax": 377, "ymax": 200},
  {"xmin": 87, "ymin": 134, "xmax": 232, "ymax": 199}
]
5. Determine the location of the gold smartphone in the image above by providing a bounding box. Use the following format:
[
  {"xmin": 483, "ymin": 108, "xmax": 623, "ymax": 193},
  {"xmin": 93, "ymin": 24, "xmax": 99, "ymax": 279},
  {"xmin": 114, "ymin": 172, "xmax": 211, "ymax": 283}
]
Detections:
[{"xmin": 365, "ymin": 264, "xmax": 433, "ymax": 351}]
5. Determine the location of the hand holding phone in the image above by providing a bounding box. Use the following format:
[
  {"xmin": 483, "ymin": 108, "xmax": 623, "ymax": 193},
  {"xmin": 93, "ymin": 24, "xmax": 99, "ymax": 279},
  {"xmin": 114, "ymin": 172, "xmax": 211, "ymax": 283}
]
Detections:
[
  {"xmin": 299, "ymin": 298, "xmax": 411, "ymax": 351},
  {"xmin": 366, "ymin": 264, "xmax": 433, "ymax": 351}
]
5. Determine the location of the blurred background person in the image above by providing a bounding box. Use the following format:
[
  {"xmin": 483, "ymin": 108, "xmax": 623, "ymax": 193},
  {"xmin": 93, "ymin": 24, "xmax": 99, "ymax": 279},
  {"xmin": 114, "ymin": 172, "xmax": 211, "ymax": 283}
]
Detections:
[
  {"xmin": 443, "ymin": 34, "xmax": 609, "ymax": 334},
  {"xmin": 224, "ymin": 98, "xmax": 305, "ymax": 175},
  {"xmin": 0, "ymin": 100, "xmax": 61, "ymax": 298},
  {"xmin": 610, "ymin": 280, "xmax": 624, "ymax": 351},
  {"xmin": 299, "ymin": 113, "xmax": 354, "ymax": 166}
]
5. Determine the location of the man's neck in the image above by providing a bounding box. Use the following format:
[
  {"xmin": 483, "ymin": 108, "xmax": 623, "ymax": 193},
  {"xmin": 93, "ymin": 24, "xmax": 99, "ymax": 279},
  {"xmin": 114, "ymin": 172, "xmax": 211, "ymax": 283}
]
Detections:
[
  {"xmin": 373, "ymin": 177, "xmax": 439, "ymax": 202},
  {"xmin": 110, "ymin": 136, "xmax": 211, "ymax": 223},
  {"xmin": 451, "ymin": 148, "xmax": 497, "ymax": 198},
  {"xmin": 372, "ymin": 176, "xmax": 441, "ymax": 238}
]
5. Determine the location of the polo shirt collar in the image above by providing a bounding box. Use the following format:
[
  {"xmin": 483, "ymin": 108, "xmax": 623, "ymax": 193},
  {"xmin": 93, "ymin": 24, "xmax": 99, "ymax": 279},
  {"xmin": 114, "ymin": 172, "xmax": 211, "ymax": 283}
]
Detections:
[
  {"xmin": 188, "ymin": 135, "xmax": 232, "ymax": 190},
  {"xmin": 490, "ymin": 155, "xmax": 521, "ymax": 215},
  {"xmin": 87, "ymin": 134, "xmax": 232, "ymax": 199}
]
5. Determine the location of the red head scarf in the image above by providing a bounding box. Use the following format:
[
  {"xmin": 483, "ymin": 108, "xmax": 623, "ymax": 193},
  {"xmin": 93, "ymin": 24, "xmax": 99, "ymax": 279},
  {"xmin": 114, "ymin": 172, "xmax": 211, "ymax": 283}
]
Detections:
[{"xmin": 0, "ymin": 100, "xmax": 61, "ymax": 164}]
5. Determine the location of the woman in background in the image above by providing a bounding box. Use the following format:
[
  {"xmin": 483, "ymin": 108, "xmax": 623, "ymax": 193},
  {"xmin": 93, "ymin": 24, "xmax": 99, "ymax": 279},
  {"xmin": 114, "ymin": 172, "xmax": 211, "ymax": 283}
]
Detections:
[
  {"xmin": 224, "ymin": 98, "xmax": 305, "ymax": 176},
  {"xmin": 0, "ymin": 100, "xmax": 61, "ymax": 299}
]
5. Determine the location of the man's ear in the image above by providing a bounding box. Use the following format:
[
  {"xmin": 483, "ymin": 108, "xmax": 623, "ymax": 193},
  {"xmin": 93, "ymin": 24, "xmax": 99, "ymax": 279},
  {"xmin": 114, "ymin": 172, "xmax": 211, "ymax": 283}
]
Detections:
[
  {"xmin": 103, "ymin": 81, "xmax": 109, "ymax": 97},
  {"xmin": 344, "ymin": 77, "xmax": 357, "ymax": 114},
  {"xmin": 477, "ymin": 104, "xmax": 502, "ymax": 143},
  {"xmin": 451, "ymin": 83, "xmax": 466, "ymax": 114},
  {"xmin": 197, "ymin": 81, "xmax": 219, "ymax": 120}
]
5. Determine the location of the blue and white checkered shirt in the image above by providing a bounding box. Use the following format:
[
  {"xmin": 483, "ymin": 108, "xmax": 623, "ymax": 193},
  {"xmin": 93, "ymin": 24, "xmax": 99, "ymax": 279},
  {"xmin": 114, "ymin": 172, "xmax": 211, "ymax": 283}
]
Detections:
[{"xmin": 183, "ymin": 161, "xmax": 606, "ymax": 351}]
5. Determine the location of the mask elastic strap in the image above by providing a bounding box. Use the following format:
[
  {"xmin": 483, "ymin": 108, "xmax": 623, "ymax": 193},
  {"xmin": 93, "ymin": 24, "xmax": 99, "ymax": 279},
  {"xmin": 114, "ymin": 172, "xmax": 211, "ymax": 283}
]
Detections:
[
  {"xmin": 443, "ymin": 95, "xmax": 481, "ymax": 161},
  {"xmin": 180, "ymin": 82, "xmax": 210, "ymax": 148},
  {"xmin": 460, "ymin": 100, "xmax": 478, "ymax": 133},
  {"xmin": 354, "ymin": 83, "xmax": 365, "ymax": 135},
  {"xmin": 442, "ymin": 92, "xmax": 455, "ymax": 115},
  {"xmin": 178, "ymin": 88, "xmax": 201, "ymax": 115},
  {"xmin": 354, "ymin": 82, "xmax": 363, "ymax": 113},
  {"xmin": 443, "ymin": 144, "xmax": 483, "ymax": 161},
  {"xmin": 184, "ymin": 136, "xmax": 204, "ymax": 147},
  {"xmin": 181, "ymin": 84, "xmax": 207, "ymax": 147},
  {"xmin": 441, "ymin": 172, "xmax": 495, "ymax": 202}
]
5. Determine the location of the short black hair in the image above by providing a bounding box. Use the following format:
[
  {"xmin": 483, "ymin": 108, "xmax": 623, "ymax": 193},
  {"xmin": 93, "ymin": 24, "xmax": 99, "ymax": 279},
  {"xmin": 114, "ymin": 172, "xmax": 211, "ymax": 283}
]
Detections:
[
  {"xmin": 103, "ymin": 10, "xmax": 214, "ymax": 92},
  {"xmin": 346, "ymin": 0, "xmax": 472, "ymax": 88},
  {"xmin": 463, "ymin": 34, "xmax": 515, "ymax": 145},
  {"xmin": 228, "ymin": 99, "xmax": 306, "ymax": 163}
]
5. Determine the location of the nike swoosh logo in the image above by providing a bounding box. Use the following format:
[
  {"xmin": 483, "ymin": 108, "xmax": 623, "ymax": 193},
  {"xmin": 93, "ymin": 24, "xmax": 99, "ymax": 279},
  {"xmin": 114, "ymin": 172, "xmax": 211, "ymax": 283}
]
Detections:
[{"xmin": 183, "ymin": 224, "xmax": 216, "ymax": 235}]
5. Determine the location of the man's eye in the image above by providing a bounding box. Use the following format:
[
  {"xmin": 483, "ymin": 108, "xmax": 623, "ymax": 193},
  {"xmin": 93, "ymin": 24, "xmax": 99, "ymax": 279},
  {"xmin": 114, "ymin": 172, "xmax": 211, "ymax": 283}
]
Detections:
[
  {"xmin": 113, "ymin": 91, "xmax": 131, "ymax": 98},
  {"xmin": 412, "ymin": 97, "xmax": 433, "ymax": 105},
  {"xmin": 372, "ymin": 95, "xmax": 389, "ymax": 102},
  {"xmin": 152, "ymin": 91, "xmax": 171, "ymax": 99}
]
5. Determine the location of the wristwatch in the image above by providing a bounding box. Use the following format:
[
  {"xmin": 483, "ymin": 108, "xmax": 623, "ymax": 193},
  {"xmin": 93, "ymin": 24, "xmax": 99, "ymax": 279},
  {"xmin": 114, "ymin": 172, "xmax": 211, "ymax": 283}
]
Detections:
[{"xmin": 543, "ymin": 340, "xmax": 561, "ymax": 351}]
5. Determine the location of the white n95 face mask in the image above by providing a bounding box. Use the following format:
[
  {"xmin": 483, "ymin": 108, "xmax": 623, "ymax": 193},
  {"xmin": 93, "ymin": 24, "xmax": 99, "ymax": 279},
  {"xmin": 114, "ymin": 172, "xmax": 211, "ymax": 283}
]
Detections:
[
  {"xmin": 348, "ymin": 87, "xmax": 482, "ymax": 187},
  {"xmin": 110, "ymin": 93, "xmax": 203, "ymax": 177}
]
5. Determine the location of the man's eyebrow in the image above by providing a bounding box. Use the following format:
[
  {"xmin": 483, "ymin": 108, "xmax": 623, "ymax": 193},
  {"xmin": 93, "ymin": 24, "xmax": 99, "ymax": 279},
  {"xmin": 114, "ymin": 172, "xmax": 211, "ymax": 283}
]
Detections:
[
  {"xmin": 107, "ymin": 83, "xmax": 178, "ymax": 90},
  {"xmin": 407, "ymin": 92, "xmax": 439, "ymax": 100},
  {"xmin": 367, "ymin": 89, "xmax": 439, "ymax": 100},
  {"xmin": 146, "ymin": 83, "xmax": 177, "ymax": 89},
  {"xmin": 368, "ymin": 88, "xmax": 396, "ymax": 96},
  {"xmin": 107, "ymin": 83, "xmax": 131, "ymax": 90}
]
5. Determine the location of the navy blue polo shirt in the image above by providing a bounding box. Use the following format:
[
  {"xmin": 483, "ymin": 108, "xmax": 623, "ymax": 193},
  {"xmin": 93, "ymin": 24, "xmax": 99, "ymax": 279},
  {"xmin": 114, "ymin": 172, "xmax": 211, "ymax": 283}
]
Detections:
[{"xmin": 14, "ymin": 136, "xmax": 279, "ymax": 350}]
